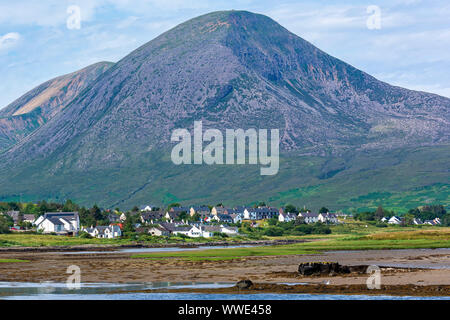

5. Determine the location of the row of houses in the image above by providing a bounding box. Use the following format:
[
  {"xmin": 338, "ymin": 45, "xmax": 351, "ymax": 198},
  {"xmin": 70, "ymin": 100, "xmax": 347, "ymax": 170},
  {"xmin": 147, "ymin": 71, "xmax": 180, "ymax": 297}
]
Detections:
[
  {"xmin": 137, "ymin": 222, "xmax": 238, "ymax": 238},
  {"xmin": 0, "ymin": 211, "xmax": 35, "ymax": 226},
  {"xmin": 136, "ymin": 205, "xmax": 338, "ymax": 225},
  {"xmin": 382, "ymin": 216, "xmax": 442, "ymax": 225}
]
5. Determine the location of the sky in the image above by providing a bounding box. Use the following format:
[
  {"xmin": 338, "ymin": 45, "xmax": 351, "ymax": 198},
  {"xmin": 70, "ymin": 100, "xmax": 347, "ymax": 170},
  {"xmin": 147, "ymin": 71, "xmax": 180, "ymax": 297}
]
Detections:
[{"xmin": 1, "ymin": 0, "xmax": 450, "ymax": 108}]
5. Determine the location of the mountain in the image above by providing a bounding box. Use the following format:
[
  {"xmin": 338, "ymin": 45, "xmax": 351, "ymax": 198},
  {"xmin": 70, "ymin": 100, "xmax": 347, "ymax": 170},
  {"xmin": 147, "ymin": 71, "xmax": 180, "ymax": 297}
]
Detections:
[
  {"xmin": 0, "ymin": 62, "xmax": 113, "ymax": 151},
  {"xmin": 0, "ymin": 11, "xmax": 448, "ymax": 211}
]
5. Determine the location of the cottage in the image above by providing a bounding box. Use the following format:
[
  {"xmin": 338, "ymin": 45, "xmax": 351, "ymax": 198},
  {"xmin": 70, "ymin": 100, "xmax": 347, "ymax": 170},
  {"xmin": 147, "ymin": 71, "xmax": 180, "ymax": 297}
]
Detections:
[
  {"xmin": 388, "ymin": 216, "xmax": 402, "ymax": 225},
  {"xmin": 244, "ymin": 207, "xmax": 279, "ymax": 220},
  {"xmin": 278, "ymin": 212, "xmax": 298, "ymax": 223},
  {"xmin": 83, "ymin": 225, "xmax": 122, "ymax": 238},
  {"xmin": 139, "ymin": 205, "xmax": 153, "ymax": 212},
  {"xmin": 211, "ymin": 206, "xmax": 229, "ymax": 216},
  {"xmin": 141, "ymin": 210, "xmax": 165, "ymax": 224},
  {"xmin": 148, "ymin": 226, "xmax": 170, "ymax": 236},
  {"xmin": 213, "ymin": 214, "xmax": 233, "ymax": 223},
  {"xmin": 229, "ymin": 213, "xmax": 243, "ymax": 224},
  {"xmin": 220, "ymin": 225, "xmax": 239, "ymax": 235},
  {"xmin": 318, "ymin": 212, "xmax": 338, "ymax": 224},
  {"xmin": 190, "ymin": 206, "xmax": 210, "ymax": 218},
  {"xmin": 298, "ymin": 212, "xmax": 319, "ymax": 224},
  {"xmin": 34, "ymin": 212, "xmax": 80, "ymax": 234}
]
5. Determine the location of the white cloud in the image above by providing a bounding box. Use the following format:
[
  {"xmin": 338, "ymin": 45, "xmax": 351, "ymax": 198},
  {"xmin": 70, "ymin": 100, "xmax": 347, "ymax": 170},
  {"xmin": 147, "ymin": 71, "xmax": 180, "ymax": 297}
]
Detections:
[{"xmin": 0, "ymin": 32, "xmax": 21, "ymax": 51}]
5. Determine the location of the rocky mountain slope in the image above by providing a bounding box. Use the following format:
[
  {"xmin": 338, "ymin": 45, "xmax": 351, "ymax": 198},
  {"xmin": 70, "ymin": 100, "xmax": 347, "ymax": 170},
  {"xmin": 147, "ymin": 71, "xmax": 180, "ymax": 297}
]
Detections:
[
  {"xmin": 0, "ymin": 62, "xmax": 112, "ymax": 151},
  {"xmin": 0, "ymin": 11, "xmax": 448, "ymax": 210}
]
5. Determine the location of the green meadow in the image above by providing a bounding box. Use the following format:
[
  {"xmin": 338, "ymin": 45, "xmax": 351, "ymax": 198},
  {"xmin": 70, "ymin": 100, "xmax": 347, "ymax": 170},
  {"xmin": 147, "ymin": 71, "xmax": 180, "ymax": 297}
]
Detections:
[{"xmin": 131, "ymin": 226, "xmax": 450, "ymax": 261}]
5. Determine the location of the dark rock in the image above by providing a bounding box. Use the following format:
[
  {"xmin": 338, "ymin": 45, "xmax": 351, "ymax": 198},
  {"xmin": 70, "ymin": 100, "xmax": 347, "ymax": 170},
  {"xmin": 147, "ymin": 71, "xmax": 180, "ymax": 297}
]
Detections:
[
  {"xmin": 236, "ymin": 280, "xmax": 253, "ymax": 289},
  {"xmin": 298, "ymin": 262, "xmax": 366, "ymax": 276}
]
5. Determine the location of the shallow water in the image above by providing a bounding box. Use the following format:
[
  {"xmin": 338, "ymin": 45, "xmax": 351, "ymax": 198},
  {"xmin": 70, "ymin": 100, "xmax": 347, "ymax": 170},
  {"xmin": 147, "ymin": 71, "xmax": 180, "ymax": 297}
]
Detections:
[{"xmin": 0, "ymin": 281, "xmax": 449, "ymax": 300}]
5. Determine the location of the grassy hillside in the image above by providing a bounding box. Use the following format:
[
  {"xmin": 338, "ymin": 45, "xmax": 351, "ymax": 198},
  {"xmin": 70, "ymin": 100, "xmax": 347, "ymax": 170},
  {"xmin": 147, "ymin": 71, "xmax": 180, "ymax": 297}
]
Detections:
[{"xmin": 0, "ymin": 144, "xmax": 448, "ymax": 213}]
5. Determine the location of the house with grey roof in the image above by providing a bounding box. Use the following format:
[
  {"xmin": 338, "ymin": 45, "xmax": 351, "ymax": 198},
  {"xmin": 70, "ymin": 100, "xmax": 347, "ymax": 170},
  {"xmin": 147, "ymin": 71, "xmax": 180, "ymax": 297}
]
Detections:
[
  {"xmin": 189, "ymin": 206, "xmax": 210, "ymax": 218},
  {"xmin": 213, "ymin": 214, "xmax": 233, "ymax": 223},
  {"xmin": 298, "ymin": 212, "xmax": 319, "ymax": 224},
  {"xmin": 141, "ymin": 210, "xmax": 165, "ymax": 223},
  {"xmin": 244, "ymin": 207, "xmax": 280, "ymax": 220},
  {"xmin": 34, "ymin": 212, "xmax": 80, "ymax": 234},
  {"xmin": 83, "ymin": 225, "xmax": 122, "ymax": 238},
  {"xmin": 278, "ymin": 212, "xmax": 298, "ymax": 223},
  {"xmin": 318, "ymin": 212, "xmax": 338, "ymax": 224}
]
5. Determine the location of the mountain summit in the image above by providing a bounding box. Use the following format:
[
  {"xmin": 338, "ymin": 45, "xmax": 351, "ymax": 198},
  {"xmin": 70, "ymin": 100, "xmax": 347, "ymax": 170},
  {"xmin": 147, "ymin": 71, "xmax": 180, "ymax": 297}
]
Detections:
[{"xmin": 0, "ymin": 11, "xmax": 448, "ymax": 209}]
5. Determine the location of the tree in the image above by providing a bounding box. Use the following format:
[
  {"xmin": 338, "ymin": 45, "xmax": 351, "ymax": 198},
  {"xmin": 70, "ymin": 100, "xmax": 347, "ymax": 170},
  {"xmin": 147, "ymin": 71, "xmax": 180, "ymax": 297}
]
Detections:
[
  {"xmin": 284, "ymin": 204, "xmax": 298, "ymax": 214},
  {"xmin": 375, "ymin": 205, "xmax": 384, "ymax": 220},
  {"xmin": 295, "ymin": 216, "xmax": 306, "ymax": 225},
  {"xmin": 189, "ymin": 213, "xmax": 201, "ymax": 222},
  {"xmin": 177, "ymin": 211, "xmax": 188, "ymax": 221},
  {"xmin": 90, "ymin": 204, "xmax": 103, "ymax": 222},
  {"xmin": 319, "ymin": 207, "xmax": 329, "ymax": 214},
  {"xmin": 0, "ymin": 215, "xmax": 13, "ymax": 233},
  {"xmin": 168, "ymin": 203, "xmax": 181, "ymax": 210},
  {"xmin": 403, "ymin": 214, "xmax": 415, "ymax": 225},
  {"xmin": 63, "ymin": 199, "xmax": 78, "ymax": 212},
  {"xmin": 123, "ymin": 213, "xmax": 136, "ymax": 232}
]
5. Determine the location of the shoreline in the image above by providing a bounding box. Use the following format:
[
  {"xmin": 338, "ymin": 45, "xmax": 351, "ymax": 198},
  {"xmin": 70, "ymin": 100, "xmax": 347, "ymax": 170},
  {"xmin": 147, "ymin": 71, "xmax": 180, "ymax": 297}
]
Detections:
[
  {"xmin": 0, "ymin": 238, "xmax": 308, "ymax": 253},
  {"xmin": 147, "ymin": 282, "xmax": 450, "ymax": 297}
]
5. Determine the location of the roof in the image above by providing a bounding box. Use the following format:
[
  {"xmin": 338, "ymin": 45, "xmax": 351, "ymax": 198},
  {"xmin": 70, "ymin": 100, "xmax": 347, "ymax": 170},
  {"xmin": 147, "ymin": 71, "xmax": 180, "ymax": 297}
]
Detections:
[
  {"xmin": 23, "ymin": 214, "xmax": 35, "ymax": 221},
  {"xmin": 48, "ymin": 217, "xmax": 64, "ymax": 225},
  {"xmin": 191, "ymin": 206, "xmax": 210, "ymax": 212},
  {"xmin": 170, "ymin": 207, "xmax": 189, "ymax": 212},
  {"xmin": 247, "ymin": 207, "xmax": 279, "ymax": 213},
  {"xmin": 141, "ymin": 210, "xmax": 165, "ymax": 220},
  {"xmin": 159, "ymin": 222, "xmax": 178, "ymax": 232},
  {"xmin": 203, "ymin": 225, "xmax": 222, "ymax": 232},
  {"xmin": 300, "ymin": 212, "xmax": 319, "ymax": 218},
  {"xmin": 217, "ymin": 214, "xmax": 232, "ymax": 220},
  {"xmin": 44, "ymin": 212, "xmax": 79, "ymax": 220},
  {"xmin": 281, "ymin": 212, "xmax": 297, "ymax": 217},
  {"xmin": 173, "ymin": 226, "xmax": 192, "ymax": 232}
]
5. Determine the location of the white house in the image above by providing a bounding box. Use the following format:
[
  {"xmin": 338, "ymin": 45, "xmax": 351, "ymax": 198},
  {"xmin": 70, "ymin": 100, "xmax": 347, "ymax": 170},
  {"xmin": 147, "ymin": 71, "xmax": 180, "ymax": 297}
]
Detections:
[
  {"xmin": 34, "ymin": 212, "xmax": 80, "ymax": 234},
  {"xmin": 229, "ymin": 213, "xmax": 243, "ymax": 224},
  {"xmin": 299, "ymin": 212, "xmax": 319, "ymax": 224},
  {"xmin": 278, "ymin": 212, "xmax": 297, "ymax": 223},
  {"xmin": 140, "ymin": 205, "xmax": 153, "ymax": 212},
  {"xmin": 318, "ymin": 212, "xmax": 338, "ymax": 224},
  {"xmin": 388, "ymin": 216, "xmax": 402, "ymax": 224},
  {"xmin": 213, "ymin": 214, "xmax": 233, "ymax": 223},
  {"xmin": 83, "ymin": 225, "xmax": 122, "ymax": 238},
  {"xmin": 220, "ymin": 225, "xmax": 239, "ymax": 235},
  {"xmin": 244, "ymin": 207, "xmax": 279, "ymax": 220}
]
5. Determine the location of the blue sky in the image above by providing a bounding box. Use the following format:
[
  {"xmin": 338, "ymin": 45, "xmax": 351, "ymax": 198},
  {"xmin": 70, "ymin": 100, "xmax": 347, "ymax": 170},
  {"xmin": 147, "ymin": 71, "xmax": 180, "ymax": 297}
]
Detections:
[{"xmin": 1, "ymin": 0, "xmax": 450, "ymax": 108}]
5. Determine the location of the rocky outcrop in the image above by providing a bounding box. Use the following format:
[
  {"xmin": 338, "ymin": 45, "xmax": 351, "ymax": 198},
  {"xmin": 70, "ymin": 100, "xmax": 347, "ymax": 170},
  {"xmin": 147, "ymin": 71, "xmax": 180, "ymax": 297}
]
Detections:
[
  {"xmin": 0, "ymin": 62, "xmax": 113, "ymax": 151},
  {"xmin": 298, "ymin": 262, "xmax": 368, "ymax": 276},
  {"xmin": 236, "ymin": 280, "xmax": 253, "ymax": 289}
]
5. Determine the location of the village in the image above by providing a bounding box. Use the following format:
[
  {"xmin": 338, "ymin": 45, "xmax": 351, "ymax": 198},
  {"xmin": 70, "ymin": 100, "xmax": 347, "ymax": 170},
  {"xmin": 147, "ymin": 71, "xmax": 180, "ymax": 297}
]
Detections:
[{"xmin": 0, "ymin": 202, "xmax": 444, "ymax": 240}]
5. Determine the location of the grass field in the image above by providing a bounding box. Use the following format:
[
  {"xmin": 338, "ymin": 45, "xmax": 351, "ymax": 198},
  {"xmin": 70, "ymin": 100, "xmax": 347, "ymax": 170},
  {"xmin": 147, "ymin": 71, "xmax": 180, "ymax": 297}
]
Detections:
[
  {"xmin": 131, "ymin": 226, "xmax": 450, "ymax": 261},
  {"xmin": 0, "ymin": 259, "xmax": 30, "ymax": 263}
]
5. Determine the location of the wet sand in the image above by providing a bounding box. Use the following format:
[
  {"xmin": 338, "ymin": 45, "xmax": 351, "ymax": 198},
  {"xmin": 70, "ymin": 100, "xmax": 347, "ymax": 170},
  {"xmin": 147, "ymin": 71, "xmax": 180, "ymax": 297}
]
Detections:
[{"xmin": 0, "ymin": 248, "xmax": 449, "ymax": 296}]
